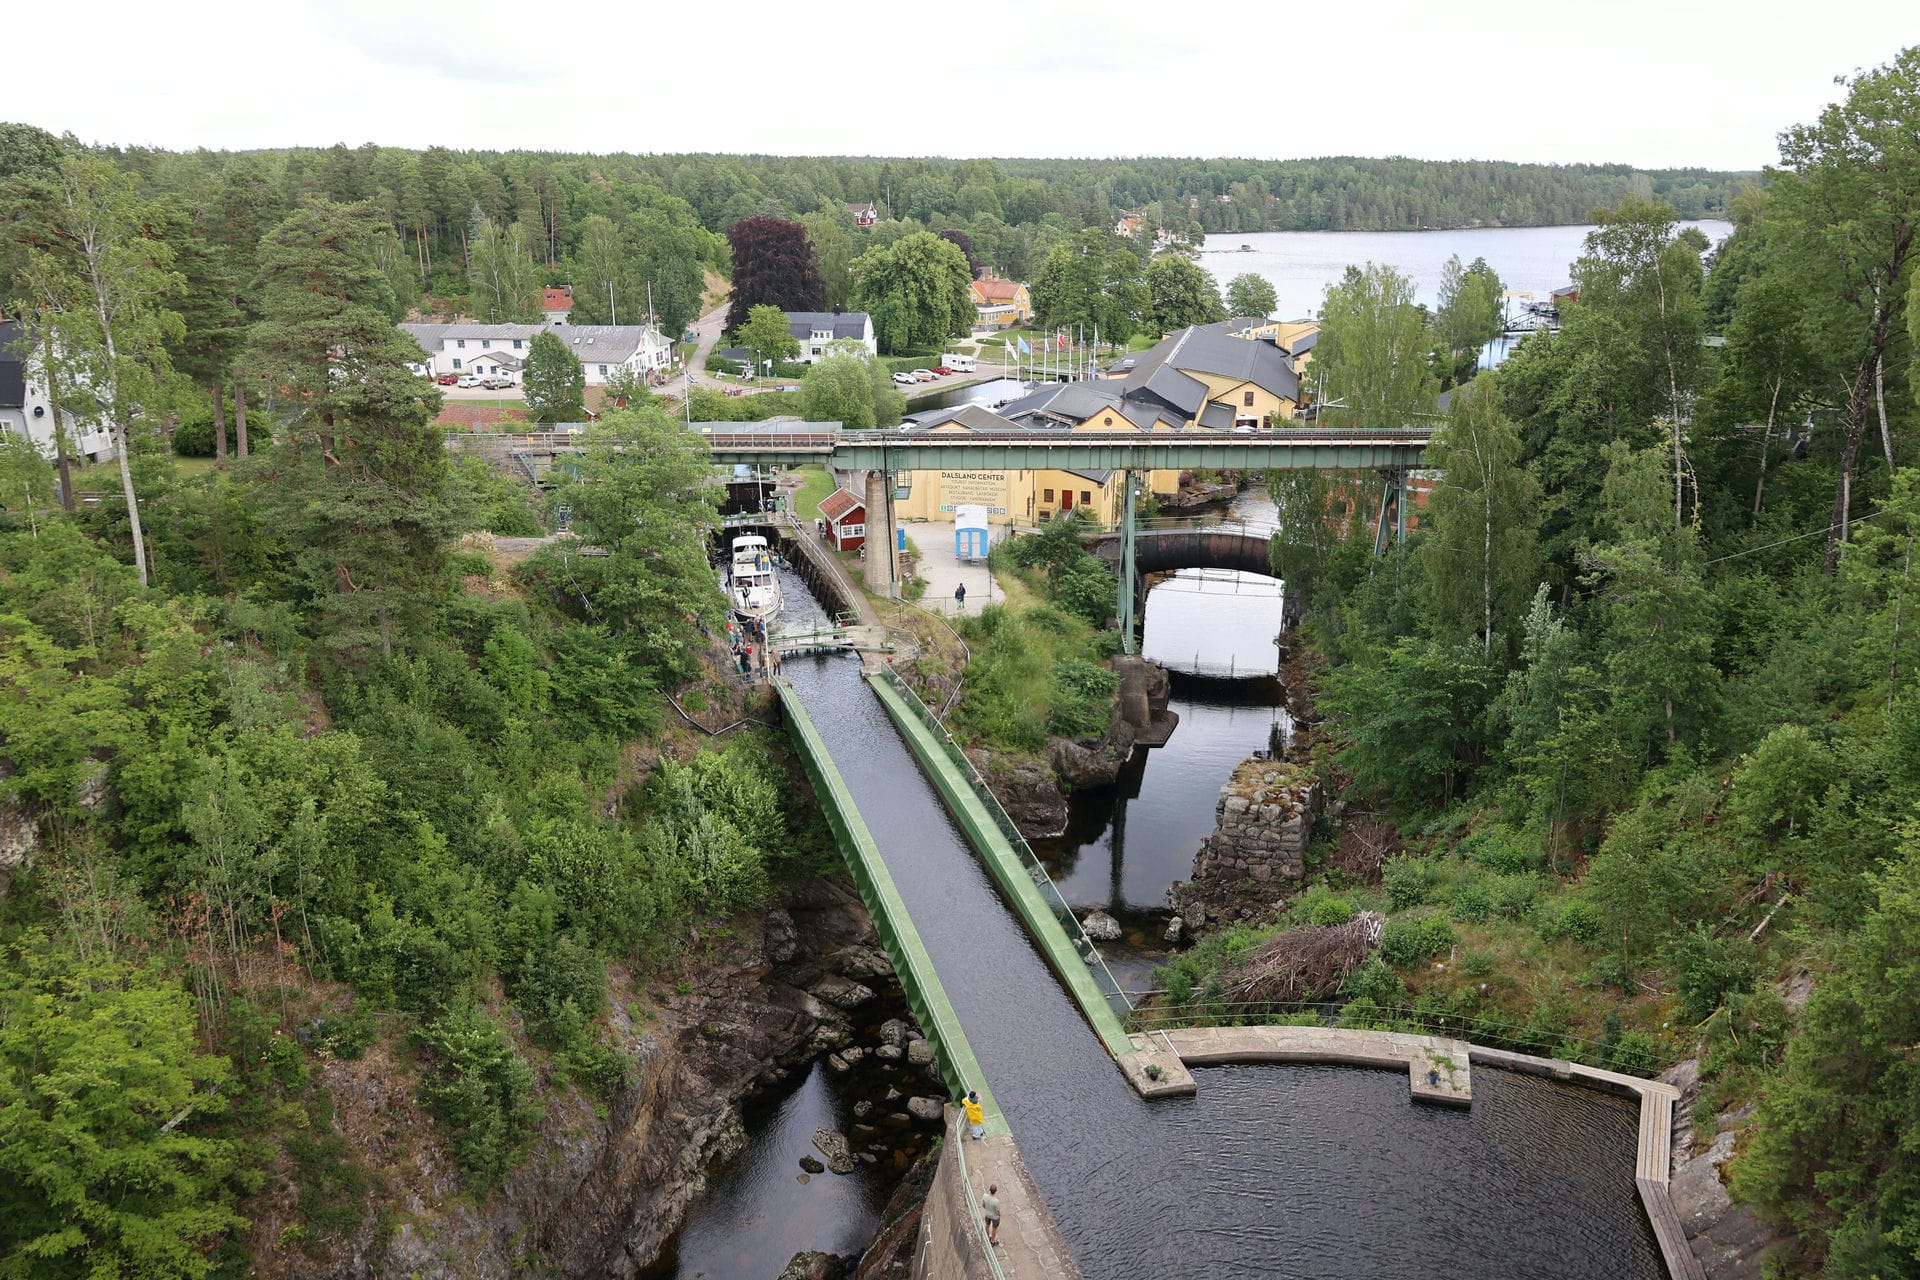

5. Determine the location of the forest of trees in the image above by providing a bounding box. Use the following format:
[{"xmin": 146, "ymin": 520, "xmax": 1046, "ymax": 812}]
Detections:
[
  {"xmin": 1230, "ymin": 47, "xmax": 1918, "ymax": 1279},
  {"xmin": 0, "ymin": 122, "xmax": 1745, "ymax": 335},
  {"xmin": 0, "ymin": 137, "xmax": 832, "ymax": 1275}
]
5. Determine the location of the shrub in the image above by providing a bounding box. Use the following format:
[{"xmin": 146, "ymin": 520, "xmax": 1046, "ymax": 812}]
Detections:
[
  {"xmin": 1049, "ymin": 658, "xmax": 1118, "ymax": 739},
  {"xmin": 1379, "ymin": 912, "xmax": 1455, "ymax": 966},
  {"xmin": 1462, "ymin": 825, "xmax": 1545, "ymax": 875},
  {"xmin": 1533, "ymin": 894, "xmax": 1606, "ymax": 945},
  {"xmin": 1382, "ymin": 854, "xmax": 1435, "ymax": 910},
  {"xmin": 414, "ymin": 1002, "xmax": 542, "ymax": 1188},
  {"xmin": 1609, "ymin": 1030, "xmax": 1659, "ymax": 1076},
  {"xmin": 1489, "ymin": 873, "xmax": 1541, "ymax": 921},
  {"xmin": 1299, "ymin": 888, "xmax": 1356, "ymax": 926},
  {"xmin": 1663, "ymin": 925, "xmax": 1758, "ymax": 1023},
  {"xmin": 1343, "ymin": 957, "xmax": 1408, "ymax": 1007},
  {"xmin": 1448, "ymin": 875, "xmax": 1495, "ymax": 923}
]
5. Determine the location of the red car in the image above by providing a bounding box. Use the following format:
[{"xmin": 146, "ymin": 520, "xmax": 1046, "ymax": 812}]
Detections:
[
  {"xmin": 932, "ymin": 366, "xmax": 953, "ymax": 376},
  {"xmin": 436, "ymin": 373, "xmax": 458, "ymax": 385}
]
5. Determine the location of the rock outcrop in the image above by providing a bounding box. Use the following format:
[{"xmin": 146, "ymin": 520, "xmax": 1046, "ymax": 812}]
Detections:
[
  {"xmin": 1660, "ymin": 1059, "xmax": 1784, "ymax": 1279},
  {"xmin": 279, "ymin": 875, "xmax": 891, "ymax": 1279}
]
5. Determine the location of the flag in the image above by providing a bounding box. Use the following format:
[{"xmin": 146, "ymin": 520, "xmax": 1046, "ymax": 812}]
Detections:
[
  {"xmin": 1017, "ymin": 336, "xmax": 1031, "ymax": 355},
  {"xmin": 1056, "ymin": 331, "xmax": 1067, "ymax": 351}
]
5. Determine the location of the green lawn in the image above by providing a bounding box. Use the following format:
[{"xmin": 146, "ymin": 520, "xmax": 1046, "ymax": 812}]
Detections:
[
  {"xmin": 65, "ymin": 455, "xmax": 220, "ymax": 493},
  {"xmin": 791, "ymin": 465, "xmax": 837, "ymax": 520}
]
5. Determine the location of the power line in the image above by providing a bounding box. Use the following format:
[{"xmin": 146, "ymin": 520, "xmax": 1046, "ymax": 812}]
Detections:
[{"xmin": 1703, "ymin": 509, "xmax": 1892, "ymax": 565}]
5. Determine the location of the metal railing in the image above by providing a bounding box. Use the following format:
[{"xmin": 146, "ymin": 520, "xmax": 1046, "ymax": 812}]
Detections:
[
  {"xmin": 875, "ymin": 665, "xmax": 1133, "ymax": 1019},
  {"xmin": 951, "ymin": 1121, "xmax": 1012, "ymax": 1280}
]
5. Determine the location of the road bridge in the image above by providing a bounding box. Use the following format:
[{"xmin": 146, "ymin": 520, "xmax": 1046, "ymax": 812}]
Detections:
[{"xmin": 449, "ymin": 423, "xmax": 1428, "ymax": 652}]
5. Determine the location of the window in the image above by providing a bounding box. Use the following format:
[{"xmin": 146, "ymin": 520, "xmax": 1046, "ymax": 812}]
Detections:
[
  {"xmin": 1243, "ymin": 390, "xmax": 1256, "ymax": 407},
  {"xmin": 512, "ymin": 339, "xmax": 522, "ymax": 349},
  {"xmin": 1081, "ymin": 491, "xmax": 1092, "ymax": 506},
  {"xmin": 598, "ymin": 365, "xmax": 608, "ymax": 375},
  {"xmin": 456, "ymin": 339, "xmax": 466, "ymax": 349},
  {"xmin": 452, "ymin": 358, "xmax": 462, "ymax": 369},
  {"xmin": 1043, "ymin": 488, "xmax": 1054, "ymax": 503},
  {"xmin": 1102, "ymin": 415, "xmax": 1113, "ymax": 426}
]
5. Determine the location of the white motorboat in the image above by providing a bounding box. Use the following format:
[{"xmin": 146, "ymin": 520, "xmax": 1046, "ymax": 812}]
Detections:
[{"xmin": 727, "ymin": 534, "xmax": 782, "ymax": 625}]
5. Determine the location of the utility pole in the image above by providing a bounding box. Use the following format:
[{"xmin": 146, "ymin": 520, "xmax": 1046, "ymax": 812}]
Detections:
[{"xmin": 608, "ymin": 280, "xmax": 617, "ymax": 326}]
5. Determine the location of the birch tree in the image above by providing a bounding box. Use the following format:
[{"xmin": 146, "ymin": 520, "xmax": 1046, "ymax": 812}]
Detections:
[
  {"xmin": 12, "ymin": 153, "xmax": 183, "ymax": 585},
  {"xmin": 1763, "ymin": 49, "xmax": 1920, "ymax": 573},
  {"xmin": 1417, "ymin": 376, "xmax": 1539, "ymax": 654},
  {"xmin": 1314, "ymin": 262, "xmax": 1438, "ymax": 428}
]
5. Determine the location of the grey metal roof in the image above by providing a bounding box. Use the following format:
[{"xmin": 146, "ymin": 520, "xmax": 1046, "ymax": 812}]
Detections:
[
  {"xmin": 1281, "ymin": 330, "xmax": 1318, "ymax": 356},
  {"xmin": 1199, "ymin": 402, "xmax": 1236, "ymax": 430},
  {"xmin": 898, "ymin": 404, "xmax": 1024, "ymax": 433},
  {"xmin": 1118, "ymin": 324, "xmax": 1301, "ymax": 416},
  {"xmin": 997, "ymin": 382, "xmax": 1124, "ymax": 426},
  {"xmin": 1065, "ymin": 469, "xmax": 1114, "ymax": 484},
  {"xmin": 399, "ymin": 323, "xmax": 448, "ymax": 359},
  {"xmin": 0, "ymin": 320, "xmax": 27, "ymax": 410},
  {"xmin": 786, "ymin": 312, "xmax": 872, "ymax": 342},
  {"xmin": 563, "ymin": 325, "xmax": 666, "ymax": 364}
]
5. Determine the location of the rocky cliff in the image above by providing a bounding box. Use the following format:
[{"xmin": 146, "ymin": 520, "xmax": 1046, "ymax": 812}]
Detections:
[{"xmin": 264, "ymin": 875, "xmax": 891, "ymax": 1279}]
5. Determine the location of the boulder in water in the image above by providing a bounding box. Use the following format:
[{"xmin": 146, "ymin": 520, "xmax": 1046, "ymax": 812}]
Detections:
[
  {"xmin": 1081, "ymin": 909, "xmax": 1123, "ymax": 941},
  {"xmin": 810, "ymin": 1127, "xmax": 855, "ymax": 1175}
]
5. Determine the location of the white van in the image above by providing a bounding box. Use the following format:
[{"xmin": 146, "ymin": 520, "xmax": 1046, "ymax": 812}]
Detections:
[{"xmin": 942, "ymin": 353, "xmax": 977, "ymax": 373}]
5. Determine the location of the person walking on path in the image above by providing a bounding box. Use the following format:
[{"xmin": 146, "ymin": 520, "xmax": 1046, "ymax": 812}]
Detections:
[
  {"xmin": 980, "ymin": 1183, "xmax": 1001, "ymax": 1247},
  {"xmin": 954, "ymin": 581, "xmax": 966, "ymax": 611},
  {"xmin": 963, "ymin": 1091, "xmax": 986, "ymax": 1140}
]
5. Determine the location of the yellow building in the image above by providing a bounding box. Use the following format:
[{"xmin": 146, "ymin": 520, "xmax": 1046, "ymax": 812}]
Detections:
[
  {"xmin": 1102, "ymin": 324, "xmax": 1303, "ymax": 431},
  {"xmin": 891, "ymin": 404, "xmax": 1123, "ymax": 527},
  {"xmin": 970, "ymin": 277, "xmax": 1033, "ymax": 330}
]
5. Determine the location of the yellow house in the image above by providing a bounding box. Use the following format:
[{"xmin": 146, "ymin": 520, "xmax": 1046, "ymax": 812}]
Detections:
[
  {"xmin": 970, "ymin": 277, "xmax": 1033, "ymax": 330},
  {"xmin": 1104, "ymin": 324, "xmax": 1303, "ymax": 431},
  {"xmin": 1209, "ymin": 317, "xmax": 1320, "ymax": 378},
  {"xmin": 996, "ymin": 382, "xmax": 1188, "ymax": 497},
  {"xmin": 891, "ymin": 404, "xmax": 1123, "ymax": 527}
]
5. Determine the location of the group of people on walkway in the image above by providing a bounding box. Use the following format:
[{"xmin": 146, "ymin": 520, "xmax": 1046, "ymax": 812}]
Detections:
[
  {"xmin": 963, "ymin": 1091, "xmax": 1002, "ymax": 1248},
  {"xmin": 725, "ymin": 615, "xmax": 778, "ymax": 680}
]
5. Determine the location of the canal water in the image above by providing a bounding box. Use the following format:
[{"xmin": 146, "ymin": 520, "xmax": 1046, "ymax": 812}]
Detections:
[{"xmin": 1037, "ymin": 485, "xmax": 1290, "ymax": 984}]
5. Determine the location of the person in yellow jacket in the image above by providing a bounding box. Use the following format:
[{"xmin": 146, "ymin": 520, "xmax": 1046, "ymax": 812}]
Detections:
[{"xmin": 962, "ymin": 1090, "xmax": 986, "ymax": 1140}]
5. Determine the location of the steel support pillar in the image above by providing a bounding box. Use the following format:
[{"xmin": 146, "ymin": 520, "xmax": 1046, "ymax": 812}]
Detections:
[
  {"xmin": 1372, "ymin": 472, "xmax": 1395, "ymax": 558},
  {"xmin": 1396, "ymin": 469, "xmax": 1408, "ymax": 547},
  {"xmin": 1118, "ymin": 471, "xmax": 1138, "ymax": 654},
  {"xmin": 1371, "ymin": 470, "xmax": 1407, "ymax": 558}
]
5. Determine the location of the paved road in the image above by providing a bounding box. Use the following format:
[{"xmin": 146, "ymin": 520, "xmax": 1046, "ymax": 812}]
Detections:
[{"xmin": 658, "ymin": 299, "xmax": 731, "ymax": 398}]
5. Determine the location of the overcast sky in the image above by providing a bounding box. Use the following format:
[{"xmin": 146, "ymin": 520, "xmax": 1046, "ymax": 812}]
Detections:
[{"xmin": 7, "ymin": 0, "xmax": 1913, "ymax": 170}]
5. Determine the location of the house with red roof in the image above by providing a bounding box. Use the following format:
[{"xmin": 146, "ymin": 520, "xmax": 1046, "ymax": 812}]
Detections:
[{"xmin": 543, "ymin": 285, "xmax": 574, "ymax": 326}]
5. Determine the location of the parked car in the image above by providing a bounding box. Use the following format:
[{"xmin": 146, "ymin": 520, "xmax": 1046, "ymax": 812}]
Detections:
[
  {"xmin": 480, "ymin": 376, "xmax": 514, "ymax": 390},
  {"xmin": 909, "ymin": 369, "xmax": 935, "ymax": 382},
  {"xmin": 457, "ymin": 375, "xmax": 481, "ymax": 388},
  {"xmin": 932, "ymin": 366, "xmax": 953, "ymax": 376},
  {"xmin": 436, "ymin": 373, "xmax": 459, "ymax": 385},
  {"xmin": 891, "ymin": 371, "xmax": 917, "ymax": 385}
]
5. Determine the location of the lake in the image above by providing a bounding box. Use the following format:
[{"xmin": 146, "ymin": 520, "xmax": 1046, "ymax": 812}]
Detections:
[{"xmin": 1200, "ymin": 221, "xmax": 1733, "ymax": 318}]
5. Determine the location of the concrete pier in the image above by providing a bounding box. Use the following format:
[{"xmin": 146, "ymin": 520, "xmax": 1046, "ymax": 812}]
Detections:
[
  {"xmin": 918, "ymin": 1107, "xmax": 1082, "ymax": 1280},
  {"xmin": 1163, "ymin": 1024, "xmax": 1473, "ymax": 1106}
]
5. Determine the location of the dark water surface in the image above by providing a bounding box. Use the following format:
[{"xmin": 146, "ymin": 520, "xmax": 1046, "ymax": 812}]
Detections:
[{"xmin": 785, "ymin": 655, "xmax": 1663, "ymax": 1280}]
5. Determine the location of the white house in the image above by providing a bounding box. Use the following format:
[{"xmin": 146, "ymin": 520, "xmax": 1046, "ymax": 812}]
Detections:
[
  {"xmin": 0, "ymin": 319, "xmax": 117, "ymax": 465},
  {"xmin": 543, "ymin": 286, "xmax": 573, "ymax": 327},
  {"xmin": 784, "ymin": 312, "xmax": 877, "ymax": 364},
  {"xmin": 399, "ymin": 322, "xmax": 673, "ymax": 386}
]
